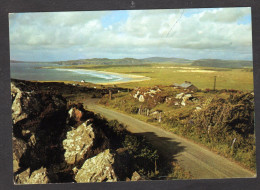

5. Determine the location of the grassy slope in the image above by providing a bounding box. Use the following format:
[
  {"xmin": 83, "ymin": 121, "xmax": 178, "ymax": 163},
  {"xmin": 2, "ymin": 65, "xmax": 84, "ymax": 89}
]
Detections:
[
  {"xmin": 99, "ymin": 89, "xmax": 256, "ymax": 172},
  {"xmin": 60, "ymin": 64, "xmax": 254, "ymax": 91}
]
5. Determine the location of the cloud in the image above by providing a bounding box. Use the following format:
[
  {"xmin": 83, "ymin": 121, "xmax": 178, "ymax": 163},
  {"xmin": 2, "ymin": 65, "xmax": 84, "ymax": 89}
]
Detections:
[
  {"xmin": 9, "ymin": 8, "xmax": 252, "ymax": 61},
  {"xmin": 199, "ymin": 7, "xmax": 251, "ymax": 23}
]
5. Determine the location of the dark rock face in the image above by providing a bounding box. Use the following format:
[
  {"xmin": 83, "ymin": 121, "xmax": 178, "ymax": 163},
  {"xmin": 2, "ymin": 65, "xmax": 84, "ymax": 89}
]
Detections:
[
  {"xmin": 11, "ymin": 81, "xmax": 134, "ymax": 184},
  {"xmin": 11, "ymin": 81, "xmax": 69, "ymax": 184}
]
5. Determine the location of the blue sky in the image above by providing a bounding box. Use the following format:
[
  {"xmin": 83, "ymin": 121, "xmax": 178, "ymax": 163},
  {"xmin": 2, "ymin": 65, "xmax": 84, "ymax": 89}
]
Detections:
[
  {"xmin": 9, "ymin": 7, "xmax": 252, "ymax": 62},
  {"xmin": 101, "ymin": 10, "xmax": 128, "ymax": 28}
]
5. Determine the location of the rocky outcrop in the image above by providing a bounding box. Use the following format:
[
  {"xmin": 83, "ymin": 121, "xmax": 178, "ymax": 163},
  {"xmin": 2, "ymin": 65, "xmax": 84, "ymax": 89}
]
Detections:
[
  {"xmin": 74, "ymin": 149, "xmax": 117, "ymax": 183},
  {"xmin": 62, "ymin": 120, "xmax": 109, "ymax": 166},
  {"xmin": 12, "ymin": 80, "xmax": 157, "ymax": 184},
  {"xmin": 131, "ymin": 171, "xmax": 142, "ymax": 181},
  {"xmin": 12, "ymin": 137, "xmax": 27, "ymax": 173},
  {"xmin": 11, "ymin": 82, "xmax": 29, "ymax": 125},
  {"xmin": 15, "ymin": 167, "xmax": 50, "ymax": 184},
  {"xmin": 12, "ymin": 81, "xmax": 68, "ymax": 183}
]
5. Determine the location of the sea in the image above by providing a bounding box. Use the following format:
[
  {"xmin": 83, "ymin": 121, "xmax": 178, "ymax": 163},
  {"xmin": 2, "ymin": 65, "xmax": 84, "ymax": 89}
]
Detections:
[{"xmin": 10, "ymin": 62, "xmax": 132, "ymax": 84}]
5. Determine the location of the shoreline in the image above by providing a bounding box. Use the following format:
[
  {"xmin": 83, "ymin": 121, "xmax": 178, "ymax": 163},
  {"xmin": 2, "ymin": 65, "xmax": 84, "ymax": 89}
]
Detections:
[
  {"xmin": 19, "ymin": 67, "xmax": 151, "ymax": 85},
  {"xmin": 41, "ymin": 67, "xmax": 151, "ymax": 85}
]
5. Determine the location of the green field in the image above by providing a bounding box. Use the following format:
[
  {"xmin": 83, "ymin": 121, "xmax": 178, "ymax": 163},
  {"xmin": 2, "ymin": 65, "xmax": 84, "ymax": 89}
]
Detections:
[{"xmin": 62, "ymin": 64, "xmax": 254, "ymax": 91}]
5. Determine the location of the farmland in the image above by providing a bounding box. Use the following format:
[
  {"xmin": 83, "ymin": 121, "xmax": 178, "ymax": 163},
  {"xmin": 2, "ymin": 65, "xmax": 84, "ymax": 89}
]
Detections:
[{"xmin": 61, "ymin": 63, "xmax": 254, "ymax": 91}]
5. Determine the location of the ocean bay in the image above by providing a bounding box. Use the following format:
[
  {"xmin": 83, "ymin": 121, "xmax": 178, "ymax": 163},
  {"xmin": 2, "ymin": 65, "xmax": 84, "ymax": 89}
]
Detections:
[{"xmin": 10, "ymin": 62, "xmax": 135, "ymax": 84}]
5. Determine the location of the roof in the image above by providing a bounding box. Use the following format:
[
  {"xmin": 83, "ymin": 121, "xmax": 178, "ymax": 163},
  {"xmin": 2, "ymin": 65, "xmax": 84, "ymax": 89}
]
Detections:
[
  {"xmin": 173, "ymin": 81, "xmax": 197, "ymax": 89},
  {"xmin": 179, "ymin": 82, "xmax": 193, "ymax": 88}
]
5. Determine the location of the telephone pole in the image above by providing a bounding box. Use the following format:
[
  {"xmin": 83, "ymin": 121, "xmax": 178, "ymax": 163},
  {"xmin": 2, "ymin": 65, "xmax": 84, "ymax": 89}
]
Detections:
[{"xmin": 213, "ymin": 76, "xmax": 217, "ymax": 91}]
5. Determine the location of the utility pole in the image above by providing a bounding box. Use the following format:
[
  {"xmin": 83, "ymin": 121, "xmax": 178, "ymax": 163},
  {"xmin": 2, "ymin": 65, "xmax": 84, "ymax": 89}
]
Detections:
[
  {"xmin": 109, "ymin": 90, "xmax": 112, "ymax": 100},
  {"xmin": 213, "ymin": 76, "xmax": 217, "ymax": 91}
]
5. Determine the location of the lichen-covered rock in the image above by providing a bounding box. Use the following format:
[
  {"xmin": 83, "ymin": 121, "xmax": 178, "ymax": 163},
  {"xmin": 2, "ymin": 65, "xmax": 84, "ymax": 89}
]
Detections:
[
  {"xmin": 75, "ymin": 149, "xmax": 117, "ymax": 183},
  {"xmin": 131, "ymin": 171, "xmax": 141, "ymax": 181},
  {"xmin": 12, "ymin": 137, "xmax": 27, "ymax": 173},
  {"xmin": 62, "ymin": 121, "xmax": 95, "ymax": 165},
  {"xmin": 14, "ymin": 167, "xmax": 49, "ymax": 184},
  {"xmin": 11, "ymin": 82, "xmax": 28, "ymax": 124}
]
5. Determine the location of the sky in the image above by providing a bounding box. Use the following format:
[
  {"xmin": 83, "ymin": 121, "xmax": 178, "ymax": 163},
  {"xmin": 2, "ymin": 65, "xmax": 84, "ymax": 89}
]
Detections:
[{"xmin": 9, "ymin": 7, "xmax": 253, "ymax": 62}]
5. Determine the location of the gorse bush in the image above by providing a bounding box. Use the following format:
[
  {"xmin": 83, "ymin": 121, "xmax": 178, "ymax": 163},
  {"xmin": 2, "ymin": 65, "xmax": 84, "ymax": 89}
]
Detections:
[{"xmin": 94, "ymin": 118, "xmax": 160, "ymax": 177}]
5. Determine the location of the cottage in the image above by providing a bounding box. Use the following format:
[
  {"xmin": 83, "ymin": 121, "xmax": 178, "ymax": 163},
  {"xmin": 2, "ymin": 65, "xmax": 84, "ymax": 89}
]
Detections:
[
  {"xmin": 81, "ymin": 80, "xmax": 85, "ymax": 83},
  {"xmin": 173, "ymin": 81, "xmax": 198, "ymax": 91}
]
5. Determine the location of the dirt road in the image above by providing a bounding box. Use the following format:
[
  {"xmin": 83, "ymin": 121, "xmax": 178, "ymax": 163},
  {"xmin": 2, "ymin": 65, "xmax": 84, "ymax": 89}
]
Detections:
[{"xmin": 84, "ymin": 98, "xmax": 256, "ymax": 179}]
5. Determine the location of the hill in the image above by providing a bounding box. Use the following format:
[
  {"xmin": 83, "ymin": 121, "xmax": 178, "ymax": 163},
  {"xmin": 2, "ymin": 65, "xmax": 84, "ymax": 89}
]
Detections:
[
  {"xmin": 192, "ymin": 59, "xmax": 253, "ymax": 68},
  {"xmin": 56, "ymin": 58, "xmax": 148, "ymax": 65},
  {"xmin": 142, "ymin": 57, "xmax": 191, "ymax": 63},
  {"xmin": 10, "ymin": 60, "xmax": 34, "ymax": 63}
]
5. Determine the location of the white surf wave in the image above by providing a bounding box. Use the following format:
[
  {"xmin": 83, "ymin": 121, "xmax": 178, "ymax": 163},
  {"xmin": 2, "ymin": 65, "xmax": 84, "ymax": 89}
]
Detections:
[{"xmin": 55, "ymin": 68, "xmax": 124, "ymax": 81}]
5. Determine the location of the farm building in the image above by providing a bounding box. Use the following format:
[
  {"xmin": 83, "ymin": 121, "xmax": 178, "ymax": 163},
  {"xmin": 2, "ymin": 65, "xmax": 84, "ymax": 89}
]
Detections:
[{"xmin": 173, "ymin": 81, "xmax": 198, "ymax": 91}]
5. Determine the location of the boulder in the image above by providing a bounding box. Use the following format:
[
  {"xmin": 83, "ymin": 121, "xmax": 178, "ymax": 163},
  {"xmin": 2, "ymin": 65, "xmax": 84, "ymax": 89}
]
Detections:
[
  {"xmin": 181, "ymin": 94, "xmax": 193, "ymax": 106},
  {"xmin": 196, "ymin": 107, "xmax": 202, "ymax": 111},
  {"xmin": 11, "ymin": 82, "xmax": 28, "ymax": 124},
  {"xmin": 12, "ymin": 137, "xmax": 27, "ymax": 173},
  {"xmin": 14, "ymin": 167, "xmax": 50, "ymax": 184},
  {"xmin": 149, "ymin": 90, "xmax": 157, "ymax": 94},
  {"xmin": 133, "ymin": 91, "xmax": 140, "ymax": 99},
  {"xmin": 175, "ymin": 93, "xmax": 184, "ymax": 99},
  {"xmin": 62, "ymin": 121, "xmax": 95, "ymax": 165},
  {"xmin": 74, "ymin": 149, "xmax": 117, "ymax": 183},
  {"xmin": 131, "ymin": 171, "xmax": 142, "ymax": 181},
  {"xmin": 139, "ymin": 95, "xmax": 145, "ymax": 102},
  {"xmin": 68, "ymin": 107, "xmax": 83, "ymax": 122}
]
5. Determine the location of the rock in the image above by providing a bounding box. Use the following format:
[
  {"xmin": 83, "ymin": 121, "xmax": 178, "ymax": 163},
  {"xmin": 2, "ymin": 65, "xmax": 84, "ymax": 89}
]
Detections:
[
  {"xmin": 62, "ymin": 121, "xmax": 95, "ymax": 165},
  {"xmin": 139, "ymin": 95, "xmax": 145, "ymax": 102},
  {"xmin": 68, "ymin": 107, "xmax": 83, "ymax": 122},
  {"xmin": 196, "ymin": 107, "xmax": 202, "ymax": 111},
  {"xmin": 150, "ymin": 111, "xmax": 159, "ymax": 116},
  {"xmin": 11, "ymin": 82, "xmax": 67, "ymax": 136},
  {"xmin": 13, "ymin": 137, "xmax": 27, "ymax": 173},
  {"xmin": 165, "ymin": 97, "xmax": 172, "ymax": 103},
  {"xmin": 149, "ymin": 90, "xmax": 157, "ymax": 94},
  {"xmin": 15, "ymin": 167, "xmax": 50, "ymax": 184},
  {"xmin": 175, "ymin": 93, "xmax": 184, "ymax": 99},
  {"xmin": 131, "ymin": 171, "xmax": 141, "ymax": 181},
  {"xmin": 181, "ymin": 94, "xmax": 193, "ymax": 106},
  {"xmin": 28, "ymin": 134, "xmax": 37, "ymax": 146},
  {"xmin": 75, "ymin": 149, "xmax": 117, "ymax": 183},
  {"xmin": 133, "ymin": 91, "xmax": 140, "ymax": 99},
  {"xmin": 183, "ymin": 94, "xmax": 192, "ymax": 99},
  {"xmin": 11, "ymin": 82, "xmax": 28, "ymax": 124}
]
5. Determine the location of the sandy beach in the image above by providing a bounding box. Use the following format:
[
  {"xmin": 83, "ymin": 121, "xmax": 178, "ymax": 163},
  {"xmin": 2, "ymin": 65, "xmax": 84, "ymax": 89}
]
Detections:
[
  {"xmin": 92, "ymin": 70, "xmax": 151, "ymax": 85},
  {"xmin": 40, "ymin": 67, "xmax": 150, "ymax": 85}
]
